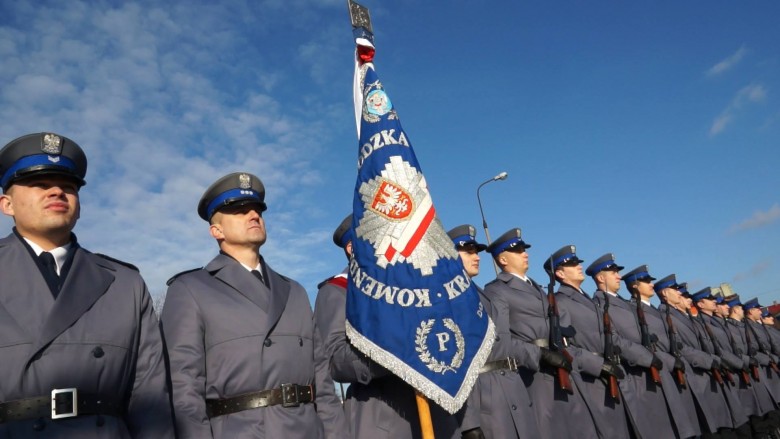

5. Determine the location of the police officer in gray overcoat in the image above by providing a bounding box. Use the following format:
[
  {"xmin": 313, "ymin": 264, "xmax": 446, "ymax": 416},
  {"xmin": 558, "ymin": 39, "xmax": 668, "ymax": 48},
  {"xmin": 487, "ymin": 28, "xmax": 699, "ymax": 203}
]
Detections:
[
  {"xmin": 690, "ymin": 288, "xmax": 750, "ymax": 437},
  {"xmin": 0, "ymin": 133, "xmax": 174, "ymax": 437},
  {"xmin": 629, "ymin": 271, "xmax": 701, "ymax": 438},
  {"xmin": 483, "ymin": 230, "xmax": 597, "ymax": 439},
  {"xmin": 447, "ymin": 225, "xmax": 539, "ymax": 439},
  {"xmin": 659, "ymin": 282, "xmax": 735, "ymax": 437},
  {"xmin": 744, "ymin": 299, "xmax": 780, "ymax": 409},
  {"xmin": 161, "ymin": 172, "xmax": 347, "ymax": 438},
  {"xmin": 587, "ymin": 255, "xmax": 676, "ymax": 439},
  {"xmin": 313, "ymin": 214, "xmax": 460, "ymax": 439},
  {"xmin": 719, "ymin": 295, "xmax": 777, "ymax": 438},
  {"xmin": 544, "ymin": 245, "xmax": 631, "ymax": 439}
]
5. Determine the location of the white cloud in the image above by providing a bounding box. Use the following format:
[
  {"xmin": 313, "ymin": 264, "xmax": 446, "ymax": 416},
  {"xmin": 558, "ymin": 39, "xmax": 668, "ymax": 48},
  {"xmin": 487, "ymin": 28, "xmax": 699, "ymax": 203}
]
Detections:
[
  {"xmin": 0, "ymin": 0, "xmax": 353, "ymax": 299},
  {"xmin": 732, "ymin": 260, "xmax": 771, "ymax": 282},
  {"xmin": 706, "ymin": 45, "xmax": 748, "ymax": 77},
  {"xmin": 709, "ymin": 83, "xmax": 768, "ymax": 136},
  {"xmin": 730, "ymin": 203, "xmax": 780, "ymax": 233}
]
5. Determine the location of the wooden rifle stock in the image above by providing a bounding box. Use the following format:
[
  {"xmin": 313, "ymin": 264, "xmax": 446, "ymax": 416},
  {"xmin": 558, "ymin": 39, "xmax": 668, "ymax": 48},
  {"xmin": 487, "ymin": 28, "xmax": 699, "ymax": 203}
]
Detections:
[
  {"xmin": 602, "ymin": 294, "xmax": 620, "ymax": 401},
  {"xmin": 712, "ymin": 367, "xmax": 724, "ymax": 385},
  {"xmin": 665, "ymin": 305, "xmax": 687, "ymax": 388},
  {"xmin": 635, "ymin": 295, "xmax": 662, "ymax": 384},
  {"xmin": 546, "ymin": 266, "xmax": 573, "ymax": 394}
]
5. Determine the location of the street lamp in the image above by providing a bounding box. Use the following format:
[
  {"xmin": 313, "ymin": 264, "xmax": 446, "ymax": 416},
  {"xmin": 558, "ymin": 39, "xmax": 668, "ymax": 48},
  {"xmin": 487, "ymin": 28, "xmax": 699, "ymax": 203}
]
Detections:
[{"xmin": 477, "ymin": 171, "xmax": 508, "ymax": 274}]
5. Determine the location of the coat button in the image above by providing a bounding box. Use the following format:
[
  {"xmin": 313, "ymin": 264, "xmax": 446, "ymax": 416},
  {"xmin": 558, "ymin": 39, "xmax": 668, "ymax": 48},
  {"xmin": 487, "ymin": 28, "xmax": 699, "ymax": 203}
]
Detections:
[
  {"xmin": 500, "ymin": 370, "xmax": 505, "ymax": 376},
  {"xmin": 495, "ymin": 336, "xmax": 500, "ymax": 342},
  {"xmin": 299, "ymin": 337, "xmax": 303, "ymax": 346},
  {"xmin": 33, "ymin": 418, "xmax": 46, "ymax": 431},
  {"xmin": 511, "ymin": 404, "xmax": 517, "ymax": 410},
  {"xmin": 264, "ymin": 339, "xmax": 272, "ymax": 347},
  {"xmin": 92, "ymin": 346, "xmax": 105, "ymax": 358}
]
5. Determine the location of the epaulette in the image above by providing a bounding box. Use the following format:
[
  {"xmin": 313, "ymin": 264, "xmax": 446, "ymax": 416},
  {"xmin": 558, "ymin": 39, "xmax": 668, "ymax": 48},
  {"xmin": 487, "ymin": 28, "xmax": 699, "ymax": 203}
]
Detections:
[
  {"xmin": 166, "ymin": 268, "xmax": 202, "ymax": 286},
  {"xmin": 94, "ymin": 253, "xmax": 139, "ymax": 271},
  {"xmin": 318, "ymin": 274, "xmax": 348, "ymax": 290}
]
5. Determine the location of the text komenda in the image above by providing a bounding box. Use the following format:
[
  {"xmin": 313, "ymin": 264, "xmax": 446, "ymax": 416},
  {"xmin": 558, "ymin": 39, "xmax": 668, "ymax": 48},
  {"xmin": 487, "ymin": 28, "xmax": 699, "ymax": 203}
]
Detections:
[{"xmin": 348, "ymin": 258, "xmax": 472, "ymax": 308}]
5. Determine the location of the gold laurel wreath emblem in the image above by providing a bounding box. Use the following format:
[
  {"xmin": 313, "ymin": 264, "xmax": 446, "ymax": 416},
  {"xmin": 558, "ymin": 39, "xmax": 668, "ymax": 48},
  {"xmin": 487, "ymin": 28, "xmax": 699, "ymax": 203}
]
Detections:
[{"xmin": 415, "ymin": 318, "xmax": 466, "ymax": 374}]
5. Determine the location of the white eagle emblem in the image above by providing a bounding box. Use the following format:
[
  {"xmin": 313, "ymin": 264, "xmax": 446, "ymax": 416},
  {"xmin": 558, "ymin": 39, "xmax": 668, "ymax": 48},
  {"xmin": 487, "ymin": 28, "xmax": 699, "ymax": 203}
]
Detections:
[{"xmin": 356, "ymin": 156, "xmax": 457, "ymax": 275}]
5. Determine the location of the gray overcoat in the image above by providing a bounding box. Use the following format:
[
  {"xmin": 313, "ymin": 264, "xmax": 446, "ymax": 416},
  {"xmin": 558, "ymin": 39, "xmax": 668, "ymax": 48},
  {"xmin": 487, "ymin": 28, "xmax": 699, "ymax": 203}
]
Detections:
[
  {"xmin": 483, "ymin": 273, "xmax": 597, "ymax": 439},
  {"xmin": 746, "ymin": 320, "xmax": 780, "ymax": 403},
  {"xmin": 556, "ymin": 285, "xmax": 631, "ymax": 439},
  {"xmin": 665, "ymin": 306, "xmax": 733, "ymax": 433},
  {"xmin": 642, "ymin": 302, "xmax": 701, "ymax": 438},
  {"xmin": 0, "ymin": 232, "xmax": 174, "ymax": 438},
  {"xmin": 593, "ymin": 291, "xmax": 676, "ymax": 439},
  {"xmin": 692, "ymin": 314, "xmax": 749, "ymax": 428},
  {"xmin": 313, "ymin": 272, "xmax": 460, "ymax": 439},
  {"xmin": 724, "ymin": 318, "xmax": 776, "ymax": 415},
  {"xmin": 462, "ymin": 286, "xmax": 540, "ymax": 438},
  {"xmin": 162, "ymin": 254, "xmax": 347, "ymax": 439}
]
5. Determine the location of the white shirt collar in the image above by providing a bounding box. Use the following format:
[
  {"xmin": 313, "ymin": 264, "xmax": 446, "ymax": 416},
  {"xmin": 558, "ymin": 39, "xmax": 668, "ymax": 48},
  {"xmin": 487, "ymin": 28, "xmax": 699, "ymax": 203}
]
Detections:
[
  {"xmin": 24, "ymin": 238, "xmax": 71, "ymax": 275},
  {"xmin": 510, "ymin": 273, "xmax": 530, "ymax": 283}
]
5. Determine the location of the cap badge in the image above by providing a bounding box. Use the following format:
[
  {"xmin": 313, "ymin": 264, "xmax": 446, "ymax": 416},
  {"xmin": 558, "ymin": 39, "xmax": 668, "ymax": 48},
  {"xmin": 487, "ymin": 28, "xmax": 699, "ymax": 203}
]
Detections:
[
  {"xmin": 41, "ymin": 133, "xmax": 62, "ymax": 155},
  {"xmin": 570, "ymin": 245, "xmax": 576, "ymax": 253},
  {"xmin": 468, "ymin": 225, "xmax": 476, "ymax": 237},
  {"xmin": 238, "ymin": 173, "xmax": 251, "ymax": 189}
]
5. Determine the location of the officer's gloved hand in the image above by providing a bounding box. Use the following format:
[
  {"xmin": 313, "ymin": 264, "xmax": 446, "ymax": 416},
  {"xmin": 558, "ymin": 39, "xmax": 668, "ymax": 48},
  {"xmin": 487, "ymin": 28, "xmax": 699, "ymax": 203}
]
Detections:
[
  {"xmin": 673, "ymin": 357, "xmax": 686, "ymax": 372},
  {"xmin": 462, "ymin": 427, "xmax": 486, "ymax": 439},
  {"xmin": 540, "ymin": 348, "xmax": 572, "ymax": 372},
  {"xmin": 601, "ymin": 362, "xmax": 625, "ymax": 380},
  {"xmin": 711, "ymin": 358, "xmax": 721, "ymax": 369},
  {"xmin": 650, "ymin": 354, "xmax": 664, "ymax": 370}
]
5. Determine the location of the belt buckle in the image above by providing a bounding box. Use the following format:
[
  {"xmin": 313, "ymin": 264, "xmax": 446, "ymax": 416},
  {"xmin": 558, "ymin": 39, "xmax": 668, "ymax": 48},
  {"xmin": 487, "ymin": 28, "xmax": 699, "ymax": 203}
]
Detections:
[
  {"xmin": 507, "ymin": 357, "xmax": 518, "ymax": 371},
  {"xmin": 51, "ymin": 388, "xmax": 78, "ymax": 419},
  {"xmin": 280, "ymin": 383, "xmax": 300, "ymax": 408}
]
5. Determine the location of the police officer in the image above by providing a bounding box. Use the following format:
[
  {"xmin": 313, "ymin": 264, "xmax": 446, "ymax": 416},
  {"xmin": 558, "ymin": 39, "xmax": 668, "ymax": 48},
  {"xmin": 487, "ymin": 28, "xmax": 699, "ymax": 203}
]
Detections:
[
  {"xmin": 744, "ymin": 298, "xmax": 780, "ymax": 406},
  {"xmin": 447, "ymin": 225, "xmax": 539, "ymax": 439},
  {"xmin": 0, "ymin": 132, "xmax": 173, "ymax": 437},
  {"xmin": 161, "ymin": 172, "xmax": 347, "ymax": 438},
  {"xmin": 656, "ymin": 275, "xmax": 735, "ymax": 438},
  {"xmin": 721, "ymin": 295, "xmax": 777, "ymax": 438},
  {"xmin": 627, "ymin": 270, "xmax": 701, "ymax": 438},
  {"xmin": 544, "ymin": 245, "xmax": 630, "ymax": 438},
  {"xmin": 586, "ymin": 255, "xmax": 676, "ymax": 439},
  {"xmin": 483, "ymin": 230, "xmax": 597, "ymax": 439},
  {"xmin": 691, "ymin": 288, "xmax": 750, "ymax": 438},
  {"xmin": 313, "ymin": 214, "xmax": 460, "ymax": 439}
]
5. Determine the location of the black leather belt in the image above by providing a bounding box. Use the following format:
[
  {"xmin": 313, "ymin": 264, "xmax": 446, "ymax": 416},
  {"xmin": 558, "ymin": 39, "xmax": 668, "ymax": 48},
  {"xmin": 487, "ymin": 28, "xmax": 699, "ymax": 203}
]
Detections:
[
  {"xmin": 0, "ymin": 389, "xmax": 123, "ymax": 423},
  {"xmin": 206, "ymin": 383, "xmax": 315, "ymax": 418},
  {"xmin": 480, "ymin": 357, "xmax": 519, "ymax": 374}
]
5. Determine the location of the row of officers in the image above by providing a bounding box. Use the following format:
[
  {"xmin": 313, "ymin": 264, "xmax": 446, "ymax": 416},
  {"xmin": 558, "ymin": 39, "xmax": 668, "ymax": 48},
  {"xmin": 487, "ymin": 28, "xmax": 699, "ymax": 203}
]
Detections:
[{"xmin": 1, "ymin": 131, "xmax": 780, "ymax": 439}]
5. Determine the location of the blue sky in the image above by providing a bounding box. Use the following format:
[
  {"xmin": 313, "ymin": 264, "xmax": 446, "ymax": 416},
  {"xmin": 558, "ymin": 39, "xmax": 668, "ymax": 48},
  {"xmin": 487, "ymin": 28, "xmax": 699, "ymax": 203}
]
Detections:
[{"xmin": 2, "ymin": 0, "xmax": 778, "ymax": 307}]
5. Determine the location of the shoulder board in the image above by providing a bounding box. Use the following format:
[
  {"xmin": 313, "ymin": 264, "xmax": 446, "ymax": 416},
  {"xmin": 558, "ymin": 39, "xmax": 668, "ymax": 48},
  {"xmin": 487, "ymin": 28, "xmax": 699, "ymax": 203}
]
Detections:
[
  {"xmin": 317, "ymin": 274, "xmax": 347, "ymax": 290},
  {"xmin": 166, "ymin": 268, "xmax": 202, "ymax": 286},
  {"xmin": 94, "ymin": 253, "xmax": 139, "ymax": 271}
]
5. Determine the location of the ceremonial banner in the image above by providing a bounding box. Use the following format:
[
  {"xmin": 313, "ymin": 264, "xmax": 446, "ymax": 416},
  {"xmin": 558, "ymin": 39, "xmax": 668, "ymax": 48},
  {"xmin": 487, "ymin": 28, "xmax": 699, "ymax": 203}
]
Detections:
[{"xmin": 345, "ymin": 3, "xmax": 494, "ymax": 414}]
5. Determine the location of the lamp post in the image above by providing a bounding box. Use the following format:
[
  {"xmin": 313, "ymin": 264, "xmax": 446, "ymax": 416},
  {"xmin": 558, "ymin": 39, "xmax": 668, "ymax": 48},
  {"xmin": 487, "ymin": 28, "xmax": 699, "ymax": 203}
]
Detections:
[{"xmin": 477, "ymin": 171, "xmax": 508, "ymax": 274}]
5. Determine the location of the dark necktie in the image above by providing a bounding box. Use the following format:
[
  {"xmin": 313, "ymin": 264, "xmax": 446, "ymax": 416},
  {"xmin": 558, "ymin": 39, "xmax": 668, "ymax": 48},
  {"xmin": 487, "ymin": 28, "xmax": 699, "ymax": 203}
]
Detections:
[
  {"xmin": 39, "ymin": 251, "xmax": 60, "ymax": 297},
  {"xmin": 251, "ymin": 270, "xmax": 267, "ymax": 288}
]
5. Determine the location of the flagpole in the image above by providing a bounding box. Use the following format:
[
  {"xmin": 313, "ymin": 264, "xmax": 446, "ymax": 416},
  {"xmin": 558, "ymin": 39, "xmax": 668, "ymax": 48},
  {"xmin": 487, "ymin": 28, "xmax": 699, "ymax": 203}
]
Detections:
[{"xmin": 349, "ymin": 2, "xmax": 436, "ymax": 437}]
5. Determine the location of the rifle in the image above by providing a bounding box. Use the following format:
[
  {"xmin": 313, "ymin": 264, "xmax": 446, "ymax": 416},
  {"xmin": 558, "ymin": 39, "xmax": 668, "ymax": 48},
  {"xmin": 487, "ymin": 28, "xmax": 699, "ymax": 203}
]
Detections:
[
  {"xmin": 547, "ymin": 261, "xmax": 574, "ymax": 394},
  {"xmin": 700, "ymin": 313, "xmax": 734, "ymax": 385},
  {"xmin": 602, "ymin": 294, "xmax": 621, "ymax": 401},
  {"xmin": 689, "ymin": 310, "xmax": 724, "ymax": 385},
  {"xmin": 743, "ymin": 317, "xmax": 761, "ymax": 381},
  {"xmin": 665, "ymin": 305, "xmax": 687, "ymax": 387},
  {"xmin": 635, "ymin": 295, "xmax": 661, "ymax": 384},
  {"xmin": 723, "ymin": 317, "xmax": 752, "ymax": 386}
]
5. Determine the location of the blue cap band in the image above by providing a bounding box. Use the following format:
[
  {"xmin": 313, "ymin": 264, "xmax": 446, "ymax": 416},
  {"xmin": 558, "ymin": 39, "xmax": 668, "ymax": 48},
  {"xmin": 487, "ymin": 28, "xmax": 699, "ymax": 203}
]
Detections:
[
  {"xmin": 451, "ymin": 234, "xmax": 474, "ymax": 246},
  {"xmin": 206, "ymin": 188, "xmax": 262, "ymax": 220},
  {"xmin": 552, "ymin": 252, "xmax": 576, "ymax": 269},
  {"xmin": 653, "ymin": 279, "xmax": 676, "ymax": 291},
  {"xmin": 489, "ymin": 237, "xmax": 522, "ymax": 256},
  {"xmin": 624, "ymin": 271, "xmax": 650, "ymax": 284},
  {"xmin": 588, "ymin": 259, "xmax": 615, "ymax": 275},
  {"xmin": 1, "ymin": 154, "xmax": 78, "ymax": 188}
]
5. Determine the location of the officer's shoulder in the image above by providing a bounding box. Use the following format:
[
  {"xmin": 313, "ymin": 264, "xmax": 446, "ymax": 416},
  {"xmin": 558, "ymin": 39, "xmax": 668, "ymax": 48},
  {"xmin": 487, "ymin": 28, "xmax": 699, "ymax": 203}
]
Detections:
[
  {"xmin": 317, "ymin": 274, "xmax": 347, "ymax": 290},
  {"xmin": 94, "ymin": 253, "xmax": 139, "ymax": 271},
  {"xmin": 166, "ymin": 268, "xmax": 203, "ymax": 286}
]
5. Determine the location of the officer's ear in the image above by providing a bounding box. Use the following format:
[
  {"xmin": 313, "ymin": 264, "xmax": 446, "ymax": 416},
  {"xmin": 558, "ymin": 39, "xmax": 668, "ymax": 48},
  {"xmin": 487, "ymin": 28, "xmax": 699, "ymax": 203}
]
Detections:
[
  {"xmin": 209, "ymin": 223, "xmax": 224, "ymax": 240},
  {"xmin": 0, "ymin": 193, "xmax": 13, "ymax": 217}
]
